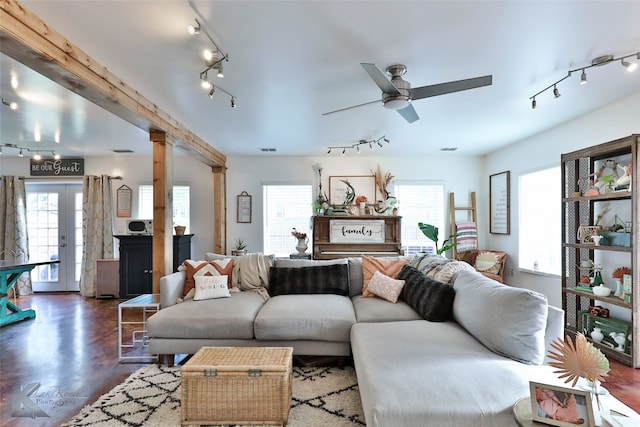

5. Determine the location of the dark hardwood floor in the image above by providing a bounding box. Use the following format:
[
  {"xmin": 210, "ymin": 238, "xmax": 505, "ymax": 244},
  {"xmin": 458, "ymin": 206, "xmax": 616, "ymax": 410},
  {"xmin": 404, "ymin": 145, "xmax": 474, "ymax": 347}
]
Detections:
[{"xmin": 1, "ymin": 293, "xmax": 639, "ymax": 427}]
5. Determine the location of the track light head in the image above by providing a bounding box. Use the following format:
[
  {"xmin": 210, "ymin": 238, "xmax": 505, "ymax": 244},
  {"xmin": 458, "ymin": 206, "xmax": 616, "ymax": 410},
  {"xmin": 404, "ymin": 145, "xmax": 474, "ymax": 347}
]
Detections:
[
  {"xmin": 342, "ymin": 148, "xmax": 346, "ymax": 156},
  {"xmin": 208, "ymin": 86, "xmax": 216, "ymax": 98},
  {"xmin": 327, "ymin": 148, "xmax": 331, "ymax": 155},
  {"xmin": 622, "ymin": 58, "xmax": 638, "ymax": 72},
  {"xmin": 53, "ymin": 151, "xmax": 60, "ymax": 160},
  {"xmin": 377, "ymin": 141, "xmax": 383, "ymax": 147},
  {"xmin": 216, "ymin": 63, "xmax": 224, "ymax": 78},
  {"xmin": 553, "ymin": 85, "xmax": 560, "ymax": 98},
  {"xmin": 187, "ymin": 21, "xmax": 201, "ymax": 35},
  {"xmin": 383, "ymin": 136, "xmax": 389, "ymax": 143},
  {"xmin": 1, "ymin": 98, "xmax": 17, "ymax": 110},
  {"xmin": 356, "ymin": 145, "xmax": 360, "ymax": 153},
  {"xmin": 203, "ymin": 49, "xmax": 216, "ymax": 63},
  {"xmin": 18, "ymin": 148, "xmax": 24, "ymax": 158},
  {"xmin": 231, "ymin": 97, "xmax": 236, "ymax": 108},
  {"xmin": 580, "ymin": 69, "xmax": 587, "ymax": 85},
  {"xmin": 531, "ymin": 98, "xmax": 537, "ymax": 109},
  {"xmin": 33, "ymin": 151, "xmax": 41, "ymax": 161}
]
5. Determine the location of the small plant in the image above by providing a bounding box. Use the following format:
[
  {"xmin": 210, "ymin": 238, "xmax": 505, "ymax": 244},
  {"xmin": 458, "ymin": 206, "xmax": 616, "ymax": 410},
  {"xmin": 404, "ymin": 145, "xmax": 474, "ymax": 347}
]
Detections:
[
  {"xmin": 418, "ymin": 222, "xmax": 456, "ymax": 255},
  {"xmin": 234, "ymin": 238, "xmax": 247, "ymax": 250}
]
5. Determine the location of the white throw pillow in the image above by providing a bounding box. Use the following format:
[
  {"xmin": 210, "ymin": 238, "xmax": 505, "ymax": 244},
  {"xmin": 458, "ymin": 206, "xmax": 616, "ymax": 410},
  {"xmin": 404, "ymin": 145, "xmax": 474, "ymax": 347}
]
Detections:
[
  {"xmin": 193, "ymin": 275, "xmax": 231, "ymax": 301},
  {"xmin": 366, "ymin": 271, "xmax": 406, "ymax": 303}
]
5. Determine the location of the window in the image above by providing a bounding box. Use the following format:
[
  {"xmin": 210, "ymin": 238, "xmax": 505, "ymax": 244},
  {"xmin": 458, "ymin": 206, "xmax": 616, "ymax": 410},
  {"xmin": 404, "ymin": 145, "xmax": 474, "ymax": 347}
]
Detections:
[
  {"xmin": 518, "ymin": 167, "xmax": 561, "ymax": 275},
  {"xmin": 263, "ymin": 184, "xmax": 312, "ymax": 257},
  {"xmin": 139, "ymin": 185, "xmax": 190, "ymax": 232},
  {"xmin": 393, "ymin": 181, "xmax": 446, "ymax": 256}
]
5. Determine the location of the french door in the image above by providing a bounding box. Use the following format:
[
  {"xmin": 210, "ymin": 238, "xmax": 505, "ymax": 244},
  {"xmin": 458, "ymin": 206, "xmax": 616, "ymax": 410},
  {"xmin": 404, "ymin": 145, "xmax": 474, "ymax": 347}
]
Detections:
[{"xmin": 25, "ymin": 183, "xmax": 82, "ymax": 292}]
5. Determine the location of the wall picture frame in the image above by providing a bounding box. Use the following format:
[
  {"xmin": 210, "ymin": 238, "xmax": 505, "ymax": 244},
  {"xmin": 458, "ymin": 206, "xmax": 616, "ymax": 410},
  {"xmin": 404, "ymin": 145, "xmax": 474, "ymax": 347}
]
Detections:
[
  {"xmin": 529, "ymin": 382, "xmax": 594, "ymax": 427},
  {"xmin": 237, "ymin": 191, "xmax": 252, "ymax": 223},
  {"xmin": 116, "ymin": 184, "xmax": 132, "ymax": 218},
  {"xmin": 329, "ymin": 175, "xmax": 376, "ymax": 206},
  {"xmin": 490, "ymin": 171, "xmax": 510, "ymax": 234}
]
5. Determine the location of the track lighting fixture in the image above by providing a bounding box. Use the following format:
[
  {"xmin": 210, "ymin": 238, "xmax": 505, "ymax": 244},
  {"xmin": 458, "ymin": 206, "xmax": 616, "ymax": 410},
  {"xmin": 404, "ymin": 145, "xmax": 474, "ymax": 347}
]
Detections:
[
  {"xmin": 529, "ymin": 50, "xmax": 638, "ymax": 108},
  {"xmin": 0, "ymin": 143, "xmax": 62, "ymax": 159},
  {"xmin": 326, "ymin": 136, "xmax": 391, "ymax": 155},
  {"xmin": 189, "ymin": 17, "xmax": 236, "ymax": 106}
]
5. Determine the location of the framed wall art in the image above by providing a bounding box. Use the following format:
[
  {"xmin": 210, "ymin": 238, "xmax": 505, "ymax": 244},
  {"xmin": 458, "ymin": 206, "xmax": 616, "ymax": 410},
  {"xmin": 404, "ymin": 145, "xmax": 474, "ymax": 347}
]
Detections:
[
  {"xmin": 490, "ymin": 171, "xmax": 510, "ymax": 234},
  {"xmin": 329, "ymin": 176, "xmax": 376, "ymax": 206},
  {"xmin": 237, "ymin": 191, "xmax": 252, "ymax": 223},
  {"xmin": 116, "ymin": 185, "xmax": 132, "ymax": 218}
]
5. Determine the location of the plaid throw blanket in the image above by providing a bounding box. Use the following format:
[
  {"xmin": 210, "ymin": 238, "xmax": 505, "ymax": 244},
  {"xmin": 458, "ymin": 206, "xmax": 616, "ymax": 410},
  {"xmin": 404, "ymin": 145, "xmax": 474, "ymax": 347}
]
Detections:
[{"xmin": 455, "ymin": 222, "xmax": 478, "ymax": 252}]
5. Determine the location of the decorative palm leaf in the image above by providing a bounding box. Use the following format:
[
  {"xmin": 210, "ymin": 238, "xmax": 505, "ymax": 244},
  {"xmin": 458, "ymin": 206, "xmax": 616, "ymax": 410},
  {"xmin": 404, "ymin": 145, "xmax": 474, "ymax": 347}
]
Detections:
[{"xmin": 547, "ymin": 334, "xmax": 610, "ymax": 387}]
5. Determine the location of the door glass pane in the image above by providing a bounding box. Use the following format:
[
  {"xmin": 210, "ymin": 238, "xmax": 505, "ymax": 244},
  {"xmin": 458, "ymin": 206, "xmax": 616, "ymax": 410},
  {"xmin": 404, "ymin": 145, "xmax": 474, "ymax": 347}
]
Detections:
[{"xmin": 27, "ymin": 191, "xmax": 59, "ymax": 281}]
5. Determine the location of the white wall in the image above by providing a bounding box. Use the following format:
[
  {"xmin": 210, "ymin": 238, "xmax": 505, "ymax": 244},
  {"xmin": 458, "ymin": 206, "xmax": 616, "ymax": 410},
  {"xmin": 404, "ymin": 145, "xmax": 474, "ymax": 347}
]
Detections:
[
  {"xmin": 484, "ymin": 92, "xmax": 640, "ymax": 307},
  {"xmin": 0, "ymin": 152, "xmax": 215, "ymax": 260},
  {"xmin": 225, "ymin": 155, "xmax": 485, "ymax": 254}
]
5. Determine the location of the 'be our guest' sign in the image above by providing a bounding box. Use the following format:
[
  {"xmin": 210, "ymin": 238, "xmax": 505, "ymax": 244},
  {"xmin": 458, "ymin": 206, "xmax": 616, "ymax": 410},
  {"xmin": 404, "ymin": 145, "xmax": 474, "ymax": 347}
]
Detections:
[
  {"xmin": 30, "ymin": 159, "xmax": 84, "ymax": 176},
  {"xmin": 329, "ymin": 219, "xmax": 385, "ymax": 243}
]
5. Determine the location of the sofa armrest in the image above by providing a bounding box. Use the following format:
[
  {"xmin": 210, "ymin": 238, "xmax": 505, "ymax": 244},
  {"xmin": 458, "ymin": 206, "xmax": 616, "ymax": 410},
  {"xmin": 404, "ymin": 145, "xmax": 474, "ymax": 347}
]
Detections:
[
  {"xmin": 543, "ymin": 305, "xmax": 564, "ymax": 364},
  {"xmin": 160, "ymin": 271, "xmax": 186, "ymax": 309}
]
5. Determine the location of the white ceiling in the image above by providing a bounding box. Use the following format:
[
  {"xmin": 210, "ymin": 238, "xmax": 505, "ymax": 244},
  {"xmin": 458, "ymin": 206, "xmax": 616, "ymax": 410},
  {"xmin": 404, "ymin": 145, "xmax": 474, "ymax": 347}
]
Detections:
[{"xmin": 1, "ymin": 1, "xmax": 640, "ymax": 160}]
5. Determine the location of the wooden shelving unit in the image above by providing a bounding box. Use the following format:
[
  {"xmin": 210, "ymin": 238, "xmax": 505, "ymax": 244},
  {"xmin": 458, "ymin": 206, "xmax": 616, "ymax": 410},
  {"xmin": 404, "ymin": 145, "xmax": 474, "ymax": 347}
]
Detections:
[{"xmin": 561, "ymin": 135, "xmax": 639, "ymax": 367}]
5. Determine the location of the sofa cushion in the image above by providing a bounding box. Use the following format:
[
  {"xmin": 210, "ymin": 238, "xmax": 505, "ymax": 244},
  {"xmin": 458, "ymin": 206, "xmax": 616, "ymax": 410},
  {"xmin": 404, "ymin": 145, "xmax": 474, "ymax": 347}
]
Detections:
[
  {"xmin": 351, "ymin": 320, "xmax": 555, "ymax": 427},
  {"xmin": 254, "ymin": 294, "xmax": 356, "ymax": 342},
  {"xmin": 147, "ymin": 291, "xmax": 266, "ymax": 340},
  {"xmin": 351, "ymin": 295, "xmax": 422, "ymax": 323},
  {"xmin": 193, "ymin": 275, "xmax": 231, "ymax": 301},
  {"xmin": 452, "ymin": 269, "xmax": 548, "ymax": 365},
  {"xmin": 348, "ymin": 257, "xmax": 364, "ymax": 297},
  {"xmin": 362, "ymin": 255, "xmax": 409, "ymax": 297},
  {"xmin": 398, "ymin": 265, "xmax": 455, "ymax": 322},
  {"xmin": 274, "ymin": 258, "xmax": 348, "ymax": 268},
  {"xmin": 409, "ymin": 254, "xmax": 475, "ymax": 284},
  {"xmin": 268, "ymin": 263, "xmax": 349, "ymax": 296},
  {"xmin": 366, "ymin": 271, "xmax": 405, "ymax": 303}
]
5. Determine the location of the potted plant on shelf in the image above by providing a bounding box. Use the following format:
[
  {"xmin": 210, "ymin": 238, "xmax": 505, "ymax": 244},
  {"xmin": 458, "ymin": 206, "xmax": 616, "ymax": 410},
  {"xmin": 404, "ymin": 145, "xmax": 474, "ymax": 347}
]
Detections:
[
  {"xmin": 231, "ymin": 238, "xmax": 247, "ymax": 256},
  {"xmin": 418, "ymin": 222, "xmax": 456, "ymax": 256},
  {"xmin": 174, "ymin": 225, "xmax": 186, "ymax": 235}
]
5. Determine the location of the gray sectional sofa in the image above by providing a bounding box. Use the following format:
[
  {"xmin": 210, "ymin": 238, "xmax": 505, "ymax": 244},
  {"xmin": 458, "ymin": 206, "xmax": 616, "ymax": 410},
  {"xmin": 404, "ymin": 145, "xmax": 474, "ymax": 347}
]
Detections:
[{"xmin": 147, "ymin": 255, "xmax": 564, "ymax": 427}]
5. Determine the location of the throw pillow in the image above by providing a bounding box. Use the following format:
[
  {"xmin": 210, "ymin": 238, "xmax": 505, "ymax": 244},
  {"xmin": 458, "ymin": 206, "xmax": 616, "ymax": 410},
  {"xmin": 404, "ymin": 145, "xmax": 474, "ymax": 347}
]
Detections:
[
  {"xmin": 397, "ymin": 265, "xmax": 455, "ymax": 322},
  {"xmin": 269, "ymin": 264, "xmax": 349, "ymax": 296},
  {"xmin": 452, "ymin": 269, "xmax": 548, "ymax": 365},
  {"xmin": 180, "ymin": 258, "xmax": 235, "ymax": 296},
  {"xmin": 193, "ymin": 275, "xmax": 231, "ymax": 301},
  {"xmin": 366, "ymin": 271, "xmax": 405, "ymax": 303},
  {"xmin": 473, "ymin": 251, "xmax": 505, "ymax": 276},
  {"xmin": 362, "ymin": 255, "xmax": 409, "ymax": 297}
]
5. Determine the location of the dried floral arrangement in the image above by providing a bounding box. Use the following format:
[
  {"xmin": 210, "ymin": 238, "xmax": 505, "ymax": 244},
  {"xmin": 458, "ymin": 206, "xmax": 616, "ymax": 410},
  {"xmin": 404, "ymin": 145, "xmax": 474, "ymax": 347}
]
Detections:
[
  {"xmin": 291, "ymin": 228, "xmax": 307, "ymax": 239},
  {"xmin": 547, "ymin": 334, "xmax": 609, "ymax": 387},
  {"xmin": 372, "ymin": 165, "xmax": 394, "ymax": 200},
  {"xmin": 355, "ymin": 195, "xmax": 368, "ymax": 204},
  {"xmin": 594, "ymin": 202, "xmax": 611, "ymax": 227},
  {"xmin": 612, "ymin": 266, "xmax": 631, "ymax": 280}
]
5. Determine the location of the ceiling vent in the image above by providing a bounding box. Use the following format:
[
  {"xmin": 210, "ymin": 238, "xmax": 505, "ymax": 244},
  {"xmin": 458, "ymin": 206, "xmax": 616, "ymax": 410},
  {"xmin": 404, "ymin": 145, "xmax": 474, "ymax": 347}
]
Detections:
[
  {"xmin": 112, "ymin": 149, "xmax": 134, "ymax": 153},
  {"xmin": 260, "ymin": 148, "xmax": 276, "ymax": 152}
]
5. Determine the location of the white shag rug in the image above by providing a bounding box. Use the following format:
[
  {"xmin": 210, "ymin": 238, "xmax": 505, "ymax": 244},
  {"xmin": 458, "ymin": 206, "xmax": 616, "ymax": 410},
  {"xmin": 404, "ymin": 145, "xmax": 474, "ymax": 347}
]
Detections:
[{"xmin": 62, "ymin": 365, "xmax": 365, "ymax": 427}]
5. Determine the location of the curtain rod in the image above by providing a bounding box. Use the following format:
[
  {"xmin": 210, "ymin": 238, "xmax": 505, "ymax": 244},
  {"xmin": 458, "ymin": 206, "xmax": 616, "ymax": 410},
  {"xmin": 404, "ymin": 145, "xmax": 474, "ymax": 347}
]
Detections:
[{"xmin": 17, "ymin": 175, "xmax": 123, "ymax": 180}]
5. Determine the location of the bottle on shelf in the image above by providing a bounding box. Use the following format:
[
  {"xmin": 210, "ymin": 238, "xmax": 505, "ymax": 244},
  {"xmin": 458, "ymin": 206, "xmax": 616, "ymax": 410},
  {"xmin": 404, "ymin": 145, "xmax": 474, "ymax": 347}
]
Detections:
[{"xmin": 592, "ymin": 266, "xmax": 604, "ymax": 288}]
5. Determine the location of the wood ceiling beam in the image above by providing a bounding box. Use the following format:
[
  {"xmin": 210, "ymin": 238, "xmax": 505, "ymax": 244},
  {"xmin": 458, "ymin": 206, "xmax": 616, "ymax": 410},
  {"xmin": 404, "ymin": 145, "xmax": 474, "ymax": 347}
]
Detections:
[{"xmin": 0, "ymin": 0, "xmax": 226, "ymax": 168}]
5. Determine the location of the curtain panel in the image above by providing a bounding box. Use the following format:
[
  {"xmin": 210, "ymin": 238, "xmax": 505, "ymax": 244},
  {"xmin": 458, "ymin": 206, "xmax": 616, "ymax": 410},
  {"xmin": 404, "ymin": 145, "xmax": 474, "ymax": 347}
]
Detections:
[
  {"xmin": 0, "ymin": 176, "xmax": 31, "ymax": 295},
  {"xmin": 79, "ymin": 175, "xmax": 114, "ymax": 297}
]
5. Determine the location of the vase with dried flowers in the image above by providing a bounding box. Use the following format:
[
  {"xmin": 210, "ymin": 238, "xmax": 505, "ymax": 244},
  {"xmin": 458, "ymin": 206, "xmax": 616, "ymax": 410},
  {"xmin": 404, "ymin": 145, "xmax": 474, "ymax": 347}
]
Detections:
[
  {"xmin": 291, "ymin": 228, "xmax": 309, "ymax": 255},
  {"xmin": 372, "ymin": 165, "xmax": 395, "ymax": 214},
  {"xmin": 547, "ymin": 333, "xmax": 611, "ymax": 422}
]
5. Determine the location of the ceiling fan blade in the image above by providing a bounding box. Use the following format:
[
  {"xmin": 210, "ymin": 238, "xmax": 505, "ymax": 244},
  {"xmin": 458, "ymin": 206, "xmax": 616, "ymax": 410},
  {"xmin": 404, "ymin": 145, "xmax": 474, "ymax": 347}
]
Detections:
[
  {"xmin": 322, "ymin": 99, "xmax": 380, "ymax": 116},
  {"xmin": 397, "ymin": 104, "xmax": 419, "ymax": 123},
  {"xmin": 410, "ymin": 75, "xmax": 492, "ymax": 100},
  {"xmin": 361, "ymin": 63, "xmax": 401, "ymax": 95}
]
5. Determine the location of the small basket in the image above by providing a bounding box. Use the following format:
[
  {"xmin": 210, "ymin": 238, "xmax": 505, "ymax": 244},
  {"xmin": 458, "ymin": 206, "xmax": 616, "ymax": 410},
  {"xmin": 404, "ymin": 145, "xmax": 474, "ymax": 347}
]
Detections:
[{"xmin": 577, "ymin": 225, "xmax": 602, "ymax": 245}]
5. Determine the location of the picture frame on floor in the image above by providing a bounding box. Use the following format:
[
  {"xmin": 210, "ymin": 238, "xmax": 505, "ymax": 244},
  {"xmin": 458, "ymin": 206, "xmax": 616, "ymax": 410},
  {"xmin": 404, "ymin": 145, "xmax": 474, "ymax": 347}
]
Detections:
[{"xmin": 529, "ymin": 382, "xmax": 595, "ymax": 427}]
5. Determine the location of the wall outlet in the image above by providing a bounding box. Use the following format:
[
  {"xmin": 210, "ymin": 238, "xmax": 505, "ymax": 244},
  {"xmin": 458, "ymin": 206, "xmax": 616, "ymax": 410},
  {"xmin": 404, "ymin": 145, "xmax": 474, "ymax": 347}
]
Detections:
[{"xmin": 508, "ymin": 267, "xmax": 514, "ymax": 276}]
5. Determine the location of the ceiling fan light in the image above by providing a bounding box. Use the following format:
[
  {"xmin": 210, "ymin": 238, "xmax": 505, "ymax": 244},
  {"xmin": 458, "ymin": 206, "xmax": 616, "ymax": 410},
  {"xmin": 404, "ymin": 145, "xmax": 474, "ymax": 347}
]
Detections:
[{"xmin": 383, "ymin": 98, "xmax": 410, "ymax": 110}]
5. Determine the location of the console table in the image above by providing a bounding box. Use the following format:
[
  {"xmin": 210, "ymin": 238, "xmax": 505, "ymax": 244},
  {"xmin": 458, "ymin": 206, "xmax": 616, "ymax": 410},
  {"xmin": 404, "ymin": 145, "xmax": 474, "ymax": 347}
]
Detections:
[
  {"xmin": 0, "ymin": 259, "xmax": 60, "ymax": 326},
  {"xmin": 312, "ymin": 215, "xmax": 402, "ymax": 259}
]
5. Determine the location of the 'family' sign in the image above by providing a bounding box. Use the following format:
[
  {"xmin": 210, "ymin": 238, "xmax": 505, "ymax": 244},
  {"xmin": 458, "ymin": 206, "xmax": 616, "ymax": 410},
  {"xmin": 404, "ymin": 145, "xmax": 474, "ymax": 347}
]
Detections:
[
  {"xmin": 30, "ymin": 159, "xmax": 84, "ymax": 176},
  {"xmin": 329, "ymin": 219, "xmax": 385, "ymax": 243}
]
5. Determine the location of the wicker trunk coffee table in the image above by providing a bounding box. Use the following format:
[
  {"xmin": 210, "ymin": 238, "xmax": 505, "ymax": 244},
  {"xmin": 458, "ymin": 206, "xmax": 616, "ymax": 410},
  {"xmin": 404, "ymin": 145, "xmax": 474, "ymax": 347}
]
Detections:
[{"xmin": 181, "ymin": 346, "xmax": 293, "ymax": 426}]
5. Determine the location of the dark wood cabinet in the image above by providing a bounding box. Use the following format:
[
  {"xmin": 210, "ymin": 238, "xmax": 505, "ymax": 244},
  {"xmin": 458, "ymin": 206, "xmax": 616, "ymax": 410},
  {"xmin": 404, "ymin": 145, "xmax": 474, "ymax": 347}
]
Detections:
[
  {"xmin": 115, "ymin": 234, "xmax": 193, "ymax": 298},
  {"xmin": 312, "ymin": 216, "xmax": 402, "ymax": 259}
]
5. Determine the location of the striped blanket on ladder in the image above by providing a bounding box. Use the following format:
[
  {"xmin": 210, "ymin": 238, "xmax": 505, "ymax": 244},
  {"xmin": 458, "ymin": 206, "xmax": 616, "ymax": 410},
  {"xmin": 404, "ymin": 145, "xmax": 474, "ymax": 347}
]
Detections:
[{"xmin": 455, "ymin": 222, "xmax": 477, "ymax": 252}]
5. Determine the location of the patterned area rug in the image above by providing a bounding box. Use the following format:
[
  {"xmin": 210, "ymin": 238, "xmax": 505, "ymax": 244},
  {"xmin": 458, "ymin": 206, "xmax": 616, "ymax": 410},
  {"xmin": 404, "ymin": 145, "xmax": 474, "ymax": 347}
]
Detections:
[{"xmin": 62, "ymin": 365, "xmax": 365, "ymax": 427}]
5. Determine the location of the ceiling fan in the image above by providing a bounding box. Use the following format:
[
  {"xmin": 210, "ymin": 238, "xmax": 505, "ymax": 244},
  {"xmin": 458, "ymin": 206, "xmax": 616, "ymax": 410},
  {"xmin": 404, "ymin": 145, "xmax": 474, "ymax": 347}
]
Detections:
[{"xmin": 322, "ymin": 63, "xmax": 492, "ymax": 123}]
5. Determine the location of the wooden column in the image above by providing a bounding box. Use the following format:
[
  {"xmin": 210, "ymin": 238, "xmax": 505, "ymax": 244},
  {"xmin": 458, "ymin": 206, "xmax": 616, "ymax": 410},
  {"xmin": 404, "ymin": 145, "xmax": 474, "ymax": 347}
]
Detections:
[
  {"xmin": 212, "ymin": 166, "xmax": 227, "ymax": 255},
  {"xmin": 150, "ymin": 130, "xmax": 174, "ymax": 293}
]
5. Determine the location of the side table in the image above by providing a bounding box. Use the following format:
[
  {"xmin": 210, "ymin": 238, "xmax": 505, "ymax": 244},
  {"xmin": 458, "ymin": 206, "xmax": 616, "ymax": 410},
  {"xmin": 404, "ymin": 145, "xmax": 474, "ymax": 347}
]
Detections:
[{"xmin": 118, "ymin": 294, "xmax": 160, "ymax": 362}]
